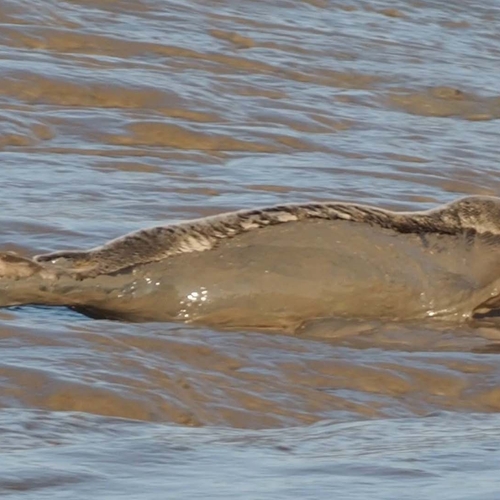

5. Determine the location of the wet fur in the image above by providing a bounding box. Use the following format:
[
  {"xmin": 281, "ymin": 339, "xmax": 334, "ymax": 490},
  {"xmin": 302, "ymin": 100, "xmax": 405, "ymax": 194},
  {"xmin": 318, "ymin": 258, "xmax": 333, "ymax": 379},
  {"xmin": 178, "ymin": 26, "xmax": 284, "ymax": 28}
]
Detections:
[{"xmin": 34, "ymin": 196, "xmax": 500, "ymax": 279}]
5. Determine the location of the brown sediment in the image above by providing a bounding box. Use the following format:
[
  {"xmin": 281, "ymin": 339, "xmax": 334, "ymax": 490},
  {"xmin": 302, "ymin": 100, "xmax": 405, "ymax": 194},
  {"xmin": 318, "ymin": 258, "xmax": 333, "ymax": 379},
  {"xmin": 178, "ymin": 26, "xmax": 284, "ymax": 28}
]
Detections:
[
  {"xmin": 378, "ymin": 8, "xmax": 406, "ymax": 18},
  {"xmin": 251, "ymin": 110, "xmax": 332, "ymax": 134},
  {"xmin": 0, "ymin": 75, "xmax": 209, "ymax": 116},
  {"xmin": 0, "ymin": 119, "xmax": 53, "ymax": 149},
  {"xmin": 92, "ymin": 161, "xmax": 165, "ymax": 174},
  {"xmin": 301, "ymin": 0, "xmax": 329, "ymax": 8},
  {"xmin": 309, "ymin": 113, "xmax": 354, "ymax": 131},
  {"xmin": 4, "ymin": 26, "xmax": 383, "ymax": 88},
  {"xmin": 246, "ymin": 184, "xmax": 295, "ymax": 193},
  {"xmin": 4, "ymin": 320, "xmax": 500, "ymax": 427},
  {"xmin": 440, "ymin": 20, "xmax": 471, "ymax": 29},
  {"xmin": 210, "ymin": 29, "xmax": 256, "ymax": 49},
  {"xmin": 430, "ymin": 87, "xmax": 466, "ymax": 100},
  {"xmin": 106, "ymin": 122, "xmax": 280, "ymax": 152},
  {"xmin": 228, "ymin": 85, "xmax": 287, "ymax": 99},
  {"xmin": 383, "ymin": 153, "xmax": 428, "ymax": 163},
  {"xmin": 386, "ymin": 86, "xmax": 500, "ymax": 120}
]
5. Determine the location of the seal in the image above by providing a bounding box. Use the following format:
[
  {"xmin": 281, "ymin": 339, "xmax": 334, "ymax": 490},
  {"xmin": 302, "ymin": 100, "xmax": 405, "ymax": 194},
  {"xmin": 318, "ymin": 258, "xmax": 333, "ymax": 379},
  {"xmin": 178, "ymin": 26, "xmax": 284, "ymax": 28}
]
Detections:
[
  {"xmin": 33, "ymin": 195, "xmax": 500, "ymax": 279},
  {"xmin": 1, "ymin": 195, "xmax": 500, "ymax": 328}
]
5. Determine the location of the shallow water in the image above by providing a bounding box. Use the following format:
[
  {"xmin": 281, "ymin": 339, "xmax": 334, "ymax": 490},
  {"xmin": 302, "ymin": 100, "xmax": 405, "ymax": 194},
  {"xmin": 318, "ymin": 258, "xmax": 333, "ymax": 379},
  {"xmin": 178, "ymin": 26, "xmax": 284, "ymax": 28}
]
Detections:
[
  {"xmin": 1, "ymin": 0, "xmax": 500, "ymax": 498},
  {"xmin": 2, "ymin": 410, "xmax": 500, "ymax": 500}
]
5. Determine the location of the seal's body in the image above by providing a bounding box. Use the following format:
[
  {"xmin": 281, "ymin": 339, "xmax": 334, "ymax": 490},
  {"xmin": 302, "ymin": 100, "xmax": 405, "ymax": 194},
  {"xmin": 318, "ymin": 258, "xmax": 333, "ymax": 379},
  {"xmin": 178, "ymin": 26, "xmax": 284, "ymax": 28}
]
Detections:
[
  {"xmin": 2, "ymin": 196, "xmax": 500, "ymax": 329},
  {"xmin": 33, "ymin": 196, "xmax": 500, "ymax": 278}
]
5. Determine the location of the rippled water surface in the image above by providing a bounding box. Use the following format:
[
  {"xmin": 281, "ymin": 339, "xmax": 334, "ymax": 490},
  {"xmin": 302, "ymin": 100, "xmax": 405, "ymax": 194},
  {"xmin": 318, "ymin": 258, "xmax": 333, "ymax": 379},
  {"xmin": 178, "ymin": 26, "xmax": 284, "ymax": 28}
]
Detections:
[{"xmin": 1, "ymin": 0, "xmax": 500, "ymax": 498}]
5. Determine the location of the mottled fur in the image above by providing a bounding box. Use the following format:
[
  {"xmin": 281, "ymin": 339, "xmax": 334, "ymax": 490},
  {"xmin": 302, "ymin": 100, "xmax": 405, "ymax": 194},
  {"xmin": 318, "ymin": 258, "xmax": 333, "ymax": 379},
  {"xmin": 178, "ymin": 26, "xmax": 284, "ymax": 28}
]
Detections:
[{"xmin": 34, "ymin": 196, "xmax": 500, "ymax": 279}]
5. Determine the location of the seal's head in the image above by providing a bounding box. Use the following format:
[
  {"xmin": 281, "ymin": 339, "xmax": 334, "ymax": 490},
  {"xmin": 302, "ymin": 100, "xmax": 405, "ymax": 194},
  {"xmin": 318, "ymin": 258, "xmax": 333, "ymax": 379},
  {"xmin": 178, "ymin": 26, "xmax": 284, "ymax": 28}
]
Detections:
[{"xmin": 449, "ymin": 196, "xmax": 500, "ymax": 234}]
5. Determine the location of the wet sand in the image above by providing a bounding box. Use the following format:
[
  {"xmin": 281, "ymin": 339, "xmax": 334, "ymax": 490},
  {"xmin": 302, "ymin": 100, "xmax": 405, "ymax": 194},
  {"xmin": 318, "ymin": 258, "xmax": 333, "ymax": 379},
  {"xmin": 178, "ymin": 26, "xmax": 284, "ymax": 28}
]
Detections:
[{"xmin": 1, "ymin": 0, "xmax": 500, "ymax": 498}]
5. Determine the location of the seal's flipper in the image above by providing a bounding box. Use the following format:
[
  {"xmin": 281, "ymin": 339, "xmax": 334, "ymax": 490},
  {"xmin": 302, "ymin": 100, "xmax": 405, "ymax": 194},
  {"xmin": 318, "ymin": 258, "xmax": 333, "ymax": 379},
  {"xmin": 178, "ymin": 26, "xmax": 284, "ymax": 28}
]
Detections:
[
  {"xmin": 472, "ymin": 294, "xmax": 500, "ymax": 318},
  {"xmin": 0, "ymin": 252, "xmax": 50, "ymax": 280},
  {"xmin": 34, "ymin": 251, "xmax": 102, "ymax": 280}
]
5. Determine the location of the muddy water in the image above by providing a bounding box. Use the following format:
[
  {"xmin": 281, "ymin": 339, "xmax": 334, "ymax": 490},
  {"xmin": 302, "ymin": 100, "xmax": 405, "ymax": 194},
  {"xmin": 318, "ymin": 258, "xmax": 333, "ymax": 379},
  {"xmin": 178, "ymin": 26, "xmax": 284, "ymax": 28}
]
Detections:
[{"xmin": 1, "ymin": 0, "xmax": 500, "ymax": 498}]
